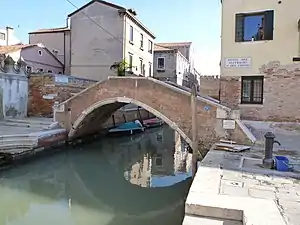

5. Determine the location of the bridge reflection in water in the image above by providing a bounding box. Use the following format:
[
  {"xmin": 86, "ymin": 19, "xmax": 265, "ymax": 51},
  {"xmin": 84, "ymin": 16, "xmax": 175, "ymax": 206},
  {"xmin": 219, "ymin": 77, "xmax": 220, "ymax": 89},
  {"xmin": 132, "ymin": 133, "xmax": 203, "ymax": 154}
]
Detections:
[{"xmin": 0, "ymin": 125, "xmax": 192, "ymax": 225}]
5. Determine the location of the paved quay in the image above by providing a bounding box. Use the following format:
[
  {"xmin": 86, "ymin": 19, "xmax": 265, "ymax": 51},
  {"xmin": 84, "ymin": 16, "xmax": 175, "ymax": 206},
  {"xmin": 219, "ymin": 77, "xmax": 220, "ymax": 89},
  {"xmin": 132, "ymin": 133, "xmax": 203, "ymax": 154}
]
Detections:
[
  {"xmin": 0, "ymin": 117, "xmax": 67, "ymax": 164},
  {"xmin": 183, "ymin": 121, "xmax": 300, "ymax": 225}
]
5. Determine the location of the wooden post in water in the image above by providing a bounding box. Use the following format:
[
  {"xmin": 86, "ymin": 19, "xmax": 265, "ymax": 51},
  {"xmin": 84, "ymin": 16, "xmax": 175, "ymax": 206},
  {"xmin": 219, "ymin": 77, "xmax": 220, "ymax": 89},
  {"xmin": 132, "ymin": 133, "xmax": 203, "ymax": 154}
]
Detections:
[{"xmin": 191, "ymin": 83, "xmax": 198, "ymax": 178}]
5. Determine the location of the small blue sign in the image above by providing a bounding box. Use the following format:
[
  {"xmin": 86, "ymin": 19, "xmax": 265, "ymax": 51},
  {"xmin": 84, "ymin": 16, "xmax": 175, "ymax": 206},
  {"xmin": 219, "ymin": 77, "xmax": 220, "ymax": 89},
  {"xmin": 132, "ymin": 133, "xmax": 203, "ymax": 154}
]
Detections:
[{"xmin": 204, "ymin": 106, "xmax": 210, "ymax": 111}]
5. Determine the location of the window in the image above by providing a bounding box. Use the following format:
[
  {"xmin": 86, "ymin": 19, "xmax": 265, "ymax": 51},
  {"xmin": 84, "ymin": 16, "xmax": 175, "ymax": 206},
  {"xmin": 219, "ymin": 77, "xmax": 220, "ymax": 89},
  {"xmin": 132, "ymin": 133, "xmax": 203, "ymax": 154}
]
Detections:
[
  {"xmin": 140, "ymin": 34, "xmax": 143, "ymax": 49},
  {"xmin": 149, "ymin": 63, "xmax": 152, "ymax": 77},
  {"xmin": 139, "ymin": 58, "xmax": 143, "ymax": 75},
  {"xmin": 155, "ymin": 154, "xmax": 163, "ymax": 167},
  {"xmin": 48, "ymin": 70, "xmax": 53, "ymax": 73},
  {"xmin": 235, "ymin": 10, "xmax": 274, "ymax": 42},
  {"xmin": 129, "ymin": 25, "xmax": 134, "ymax": 42},
  {"xmin": 157, "ymin": 57, "xmax": 165, "ymax": 70},
  {"xmin": 142, "ymin": 64, "xmax": 145, "ymax": 76},
  {"xmin": 37, "ymin": 68, "xmax": 44, "ymax": 72},
  {"xmin": 148, "ymin": 40, "xmax": 153, "ymax": 53},
  {"xmin": 241, "ymin": 76, "xmax": 264, "ymax": 104},
  {"xmin": 0, "ymin": 32, "xmax": 5, "ymax": 40},
  {"xmin": 38, "ymin": 50, "xmax": 43, "ymax": 56},
  {"xmin": 128, "ymin": 53, "xmax": 133, "ymax": 71},
  {"xmin": 58, "ymin": 72, "xmax": 62, "ymax": 74}
]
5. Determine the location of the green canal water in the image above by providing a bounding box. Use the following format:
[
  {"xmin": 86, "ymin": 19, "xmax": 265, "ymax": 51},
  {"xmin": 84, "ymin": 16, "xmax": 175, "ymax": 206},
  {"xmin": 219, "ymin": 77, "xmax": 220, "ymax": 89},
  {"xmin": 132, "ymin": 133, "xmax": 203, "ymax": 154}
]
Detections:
[{"xmin": 0, "ymin": 125, "xmax": 192, "ymax": 225}]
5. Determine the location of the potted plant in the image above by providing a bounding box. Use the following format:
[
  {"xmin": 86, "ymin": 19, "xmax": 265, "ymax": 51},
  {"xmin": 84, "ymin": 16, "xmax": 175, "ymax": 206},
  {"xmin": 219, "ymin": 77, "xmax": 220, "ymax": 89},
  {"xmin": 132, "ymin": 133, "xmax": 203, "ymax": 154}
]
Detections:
[{"xmin": 110, "ymin": 60, "xmax": 131, "ymax": 76}]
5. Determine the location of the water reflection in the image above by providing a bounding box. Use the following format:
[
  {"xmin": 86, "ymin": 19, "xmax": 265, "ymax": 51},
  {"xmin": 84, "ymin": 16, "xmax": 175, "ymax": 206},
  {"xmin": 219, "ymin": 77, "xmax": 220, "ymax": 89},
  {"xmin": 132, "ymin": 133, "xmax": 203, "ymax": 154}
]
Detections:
[
  {"xmin": 125, "ymin": 128, "xmax": 192, "ymax": 188},
  {"xmin": 0, "ymin": 125, "xmax": 192, "ymax": 225}
]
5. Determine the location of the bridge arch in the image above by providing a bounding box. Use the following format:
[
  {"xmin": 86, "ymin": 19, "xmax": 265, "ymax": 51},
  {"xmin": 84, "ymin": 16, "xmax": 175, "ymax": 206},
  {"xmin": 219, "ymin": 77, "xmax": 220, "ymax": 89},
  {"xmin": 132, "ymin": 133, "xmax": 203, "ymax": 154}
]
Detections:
[
  {"xmin": 69, "ymin": 96, "xmax": 192, "ymax": 146},
  {"xmin": 55, "ymin": 77, "xmax": 251, "ymax": 148}
]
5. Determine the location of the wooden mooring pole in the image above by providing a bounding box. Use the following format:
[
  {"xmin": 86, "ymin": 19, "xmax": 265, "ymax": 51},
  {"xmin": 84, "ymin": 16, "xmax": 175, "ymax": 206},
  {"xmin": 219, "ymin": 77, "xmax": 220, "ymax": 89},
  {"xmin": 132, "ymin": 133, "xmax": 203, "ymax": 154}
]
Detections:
[{"xmin": 191, "ymin": 83, "xmax": 198, "ymax": 178}]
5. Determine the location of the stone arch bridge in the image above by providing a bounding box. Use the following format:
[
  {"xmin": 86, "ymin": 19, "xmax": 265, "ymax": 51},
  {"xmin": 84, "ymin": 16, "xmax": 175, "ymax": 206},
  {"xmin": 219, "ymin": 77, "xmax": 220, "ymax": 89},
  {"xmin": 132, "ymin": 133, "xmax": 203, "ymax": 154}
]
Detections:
[{"xmin": 54, "ymin": 77, "xmax": 251, "ymax": 148}]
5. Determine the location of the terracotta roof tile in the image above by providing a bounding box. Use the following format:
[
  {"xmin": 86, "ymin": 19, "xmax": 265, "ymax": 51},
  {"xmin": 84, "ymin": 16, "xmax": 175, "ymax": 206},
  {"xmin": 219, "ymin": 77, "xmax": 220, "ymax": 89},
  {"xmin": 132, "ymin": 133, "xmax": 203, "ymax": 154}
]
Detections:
[
  {"xmin": 0, "ymin": 44, "xmax": 34, "ymax": 54},
  {"xmin": 154, "ymin": 44, "xmax": 174, "ymax": 51},
  {"xmin": 156, "ymin": 42, "xmax": 192, "ymax": 48}
]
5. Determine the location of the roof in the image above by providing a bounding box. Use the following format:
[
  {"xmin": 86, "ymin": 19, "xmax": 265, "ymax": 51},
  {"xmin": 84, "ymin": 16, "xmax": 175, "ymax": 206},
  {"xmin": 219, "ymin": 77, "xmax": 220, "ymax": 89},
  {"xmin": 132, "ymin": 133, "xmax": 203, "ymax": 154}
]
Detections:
[
  {"xmin": 0, "ymin": 44, "xmax": 64, "ymax": 66},
  {"xmin": 156, "ymin": 42, "xmax": 192, "ymax": 48},
  {"xmin": 29, "ymin": 27, "xmax": 70, "ymax": 34},
  {"xmin": 68, "ymin": 0, "xmax": 124, "ymax": 17},
  {"xmin": 0, "ymin": 44, "xmax": 34, "ymax": 54},
  {"xmin": 154, "ymin": 44, "xmax": 176, "ymax": 52},
  {"xmin": 68, "ymin": 0, "xmax": 155, "ymax": 39}
]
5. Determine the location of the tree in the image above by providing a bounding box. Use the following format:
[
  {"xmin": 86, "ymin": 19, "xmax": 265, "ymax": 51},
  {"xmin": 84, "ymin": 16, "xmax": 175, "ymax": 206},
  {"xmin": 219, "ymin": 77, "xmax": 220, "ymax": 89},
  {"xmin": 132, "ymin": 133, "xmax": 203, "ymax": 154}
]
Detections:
[{"xmin": 110, "ymin": 60, "xmax": 131, "ymax": 76}]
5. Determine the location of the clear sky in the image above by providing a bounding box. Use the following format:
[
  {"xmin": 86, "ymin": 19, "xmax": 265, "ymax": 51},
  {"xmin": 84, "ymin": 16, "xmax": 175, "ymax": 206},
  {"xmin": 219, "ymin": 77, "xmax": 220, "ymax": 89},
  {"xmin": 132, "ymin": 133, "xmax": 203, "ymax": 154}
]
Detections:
[{"xmin": 1, "ymin": 0, "xmax": 221, "ymax": 74}]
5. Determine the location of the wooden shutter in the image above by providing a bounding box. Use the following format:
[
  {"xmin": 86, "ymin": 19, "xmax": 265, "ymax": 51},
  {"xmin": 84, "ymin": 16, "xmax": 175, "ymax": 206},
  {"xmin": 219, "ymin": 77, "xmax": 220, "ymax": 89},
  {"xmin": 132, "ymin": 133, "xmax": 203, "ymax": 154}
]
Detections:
[
  {"xmin": 235, "ymin": 14, "xmax": 244, "ymax": 42},
  {"xmin": 264, "ymin": 10, "xmax": 274, "ymax": 40}
]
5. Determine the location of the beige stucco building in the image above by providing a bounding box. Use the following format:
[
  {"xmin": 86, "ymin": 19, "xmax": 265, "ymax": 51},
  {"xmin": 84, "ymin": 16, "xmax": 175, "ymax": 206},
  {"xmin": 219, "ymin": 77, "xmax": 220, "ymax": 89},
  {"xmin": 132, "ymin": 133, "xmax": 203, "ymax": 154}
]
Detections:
[
  {"xmin": 29, "ymin": 27, "xmax": 71, "ymax": 74},
  {"xmin": 220, "ymin": 0, "xmax": 300, "ymax": 121},
  {"xmin": 68, "ymin": 0, "xmax": 155, "ymax": 80},
  {"xmin": 153, "ymin": 44, "xmax": 190, "ymax": 86},
  {"xmin": 153, "ymin": 42, "xmax": 200, "ymax": 88}
]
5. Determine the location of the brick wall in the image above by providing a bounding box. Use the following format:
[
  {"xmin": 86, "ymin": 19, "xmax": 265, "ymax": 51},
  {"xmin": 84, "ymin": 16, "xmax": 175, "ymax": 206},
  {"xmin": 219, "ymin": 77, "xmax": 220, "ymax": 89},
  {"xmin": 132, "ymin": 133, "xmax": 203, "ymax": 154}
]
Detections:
[
  {"xmin": 28, "ymin": 73, "xmax": 97, "ymax": 117},
  {"xmin": 28, "ymin": 73, "xmax": 154, "ymax": 124},
  {"xmin": 200, "ymin": 75, "xmax": 220, "ymax": 100},
  {"xmin": 220, "ymin": 61, "xmax": 300, "ymax": 122}
]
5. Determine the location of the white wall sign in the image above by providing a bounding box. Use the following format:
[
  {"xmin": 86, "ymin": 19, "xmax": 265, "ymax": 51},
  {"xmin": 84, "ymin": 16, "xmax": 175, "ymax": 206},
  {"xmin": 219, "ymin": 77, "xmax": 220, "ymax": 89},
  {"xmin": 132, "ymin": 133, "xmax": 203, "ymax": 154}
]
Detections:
[
  {"xmin": 223, "ymin": 120, "xmax": 236, "ymax": 130},
  {"xmin": 55, "ymin": 75, "xmax": 69, "ymax": 84},
  {"xmin": 224, "ymin": 57, "xmax": 251, "ymax": 68}
]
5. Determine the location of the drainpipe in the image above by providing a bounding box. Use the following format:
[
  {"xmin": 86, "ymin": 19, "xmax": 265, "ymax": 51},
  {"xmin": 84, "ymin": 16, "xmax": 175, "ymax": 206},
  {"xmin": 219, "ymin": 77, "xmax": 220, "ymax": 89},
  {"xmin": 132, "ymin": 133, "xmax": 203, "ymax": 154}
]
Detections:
[{"xmin": 298, "ymin": 19, "xmax": 300, "ymax": 56}]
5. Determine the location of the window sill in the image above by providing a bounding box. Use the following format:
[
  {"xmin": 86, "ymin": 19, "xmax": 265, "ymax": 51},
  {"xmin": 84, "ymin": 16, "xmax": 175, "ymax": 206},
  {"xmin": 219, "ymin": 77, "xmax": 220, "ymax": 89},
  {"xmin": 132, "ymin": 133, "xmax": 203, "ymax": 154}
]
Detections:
[
  {"xmin": 293, "ymin": 57, "xmax": 300, "ymax": 62},
  {"xmin": 129, "ymin": 41, "xmax": 134, "ymax": 45},
  {"xmin": 236, "ymin": 40, "xmax": 272, "ymax": 44},
  {"xmin": 239, "ymin": 103, "xmax": 264, "ymax": 108}
]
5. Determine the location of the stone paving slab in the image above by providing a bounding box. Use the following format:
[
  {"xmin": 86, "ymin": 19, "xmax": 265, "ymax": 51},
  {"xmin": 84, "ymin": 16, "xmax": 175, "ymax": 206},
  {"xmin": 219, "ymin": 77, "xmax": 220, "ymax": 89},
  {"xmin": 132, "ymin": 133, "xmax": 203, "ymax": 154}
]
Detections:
[
  {"xmin": 183, "ymin": 149, "xmax": 300, "ymax": 225},
  {"xmin": 183, "ymin": 214, "xmax": 242, "ymax": 225}
]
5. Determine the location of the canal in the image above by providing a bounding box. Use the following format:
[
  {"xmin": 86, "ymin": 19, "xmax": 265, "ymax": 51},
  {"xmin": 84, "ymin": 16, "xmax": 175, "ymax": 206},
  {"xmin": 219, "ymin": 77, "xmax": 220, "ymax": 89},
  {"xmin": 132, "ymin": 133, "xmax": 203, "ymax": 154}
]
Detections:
[{"xmin": 0, "ymin": 125, "xmax": 192, "ymax": 225}]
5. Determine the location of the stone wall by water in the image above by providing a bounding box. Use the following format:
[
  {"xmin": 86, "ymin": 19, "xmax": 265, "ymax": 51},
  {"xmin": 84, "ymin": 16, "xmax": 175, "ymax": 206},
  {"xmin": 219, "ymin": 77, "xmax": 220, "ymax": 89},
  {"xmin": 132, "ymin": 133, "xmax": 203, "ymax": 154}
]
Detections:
[{"xmin": 0, "ymin": 71, "xmax": 28, "ymax": 118}]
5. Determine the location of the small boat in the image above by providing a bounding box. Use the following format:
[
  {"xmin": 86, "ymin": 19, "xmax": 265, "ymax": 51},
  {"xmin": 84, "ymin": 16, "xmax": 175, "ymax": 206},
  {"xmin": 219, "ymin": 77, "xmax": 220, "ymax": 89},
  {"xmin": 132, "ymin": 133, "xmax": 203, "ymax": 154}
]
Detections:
[
  {"xmin": 108, "ymin": 120, "xmax": 144, "ymax": 136},
  {"xmin": 143, "ymin": 117, "xmax": 164, "ymax": 128}
]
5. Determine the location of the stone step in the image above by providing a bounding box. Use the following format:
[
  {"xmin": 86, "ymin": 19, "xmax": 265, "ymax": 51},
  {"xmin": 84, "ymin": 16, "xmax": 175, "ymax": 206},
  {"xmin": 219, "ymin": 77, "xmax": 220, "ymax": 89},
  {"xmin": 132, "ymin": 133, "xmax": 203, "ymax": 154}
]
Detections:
[
  {"xmin": 0, "ymin": 139, "xmax": 37, "ymax": 146},
  {"xmin": 183, "ymin": 215, "xmax": 242, "ymax": 225},
  {"xmin": 0, "ymin": 121, "xmax": 46, "ymax": 128},
  {"xmin": 0, "ymin": 134, "xmax": 38, "ymax": 141},
  {"xmin": 4, "ymin": 118, "xmax": 53, "ymax": 126},
  {"xmin": 0, "ymin": 143, "xmax": 35, "ymax": 151}
]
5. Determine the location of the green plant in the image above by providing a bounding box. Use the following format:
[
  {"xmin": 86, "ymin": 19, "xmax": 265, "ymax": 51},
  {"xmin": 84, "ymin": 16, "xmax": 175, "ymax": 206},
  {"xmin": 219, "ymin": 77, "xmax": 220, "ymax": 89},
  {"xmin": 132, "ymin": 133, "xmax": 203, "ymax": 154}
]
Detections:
[{"xmin": 110, "ymin": 60, "xmax": 131, "ymax": 76}]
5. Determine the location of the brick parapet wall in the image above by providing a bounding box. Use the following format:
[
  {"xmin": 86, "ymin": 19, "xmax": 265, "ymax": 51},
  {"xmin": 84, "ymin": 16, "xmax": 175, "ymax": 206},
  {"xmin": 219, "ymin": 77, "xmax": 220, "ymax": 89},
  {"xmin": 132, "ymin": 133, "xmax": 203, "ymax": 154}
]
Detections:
[
  {"xmin": 200, "ymin": 75, "xmax": 220, "ymax": 100},
  {"xmin": 28, "ymin": 73, "xmax": 97, "ymax": 117},
  {"xmin": 220, "ymin": 61, "xmax": 300, "ymax": 122},
  {"xmin": 28, "ymin": 73, "xmax": 154, "ymax": 124}
]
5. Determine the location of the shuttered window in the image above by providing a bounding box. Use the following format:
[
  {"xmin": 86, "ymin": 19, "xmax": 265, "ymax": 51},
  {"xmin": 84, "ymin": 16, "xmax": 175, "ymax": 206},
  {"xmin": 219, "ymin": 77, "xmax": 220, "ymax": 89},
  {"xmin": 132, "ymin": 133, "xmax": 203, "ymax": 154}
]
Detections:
[{"xmin": 235, "ymin": 10, "xmax": 274, "ymax": 42}]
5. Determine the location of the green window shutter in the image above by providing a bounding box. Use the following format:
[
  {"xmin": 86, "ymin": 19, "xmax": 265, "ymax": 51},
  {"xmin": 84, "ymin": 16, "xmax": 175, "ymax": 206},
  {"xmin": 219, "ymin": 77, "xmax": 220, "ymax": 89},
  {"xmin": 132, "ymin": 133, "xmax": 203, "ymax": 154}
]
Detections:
[
  {"xmin": 264, "ymin": 10, "xmax": 274, "ymax": 40},
  {"xmin": 235, "ymin": 14, "xmax": 244, "ymax": 42}
]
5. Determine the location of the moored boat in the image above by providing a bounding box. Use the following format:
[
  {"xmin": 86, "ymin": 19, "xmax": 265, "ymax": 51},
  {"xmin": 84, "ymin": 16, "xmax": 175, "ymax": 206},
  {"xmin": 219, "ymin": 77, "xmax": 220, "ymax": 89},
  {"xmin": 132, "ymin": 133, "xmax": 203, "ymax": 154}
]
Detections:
[
  {"xmin": 108, "ymin": 120, "xmax": 144, "ymax": 136},
  {"xmin": 143, "ymin": 117, "xmax": 164, "ymax": 128}
]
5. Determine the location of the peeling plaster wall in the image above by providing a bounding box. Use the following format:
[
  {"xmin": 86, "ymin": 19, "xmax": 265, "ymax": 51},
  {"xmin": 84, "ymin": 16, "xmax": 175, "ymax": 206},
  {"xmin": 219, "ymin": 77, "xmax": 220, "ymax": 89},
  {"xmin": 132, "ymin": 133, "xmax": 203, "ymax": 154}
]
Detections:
[{"xmin": 0, "ymin": 72, "xmax": 28, "ymax": 118}]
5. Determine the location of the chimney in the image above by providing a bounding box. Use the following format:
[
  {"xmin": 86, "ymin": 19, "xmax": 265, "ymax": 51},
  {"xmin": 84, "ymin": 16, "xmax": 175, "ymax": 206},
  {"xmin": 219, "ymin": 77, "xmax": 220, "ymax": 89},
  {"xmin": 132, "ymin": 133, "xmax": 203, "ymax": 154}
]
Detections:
[
  {"xmin": 5, "ymin": 26, "xmax": 13, "ymax": 46},
  {"xmin": 66, "ymin": 17, "xmax": 70, "ymax": 28}
]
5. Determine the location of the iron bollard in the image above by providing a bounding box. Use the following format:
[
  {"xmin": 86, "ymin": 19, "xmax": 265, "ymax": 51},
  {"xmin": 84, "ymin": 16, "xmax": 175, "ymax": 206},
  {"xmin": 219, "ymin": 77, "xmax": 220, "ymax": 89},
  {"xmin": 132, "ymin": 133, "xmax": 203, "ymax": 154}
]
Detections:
[{"xmin": 263, "ymin": 132, "xmax": 281, "ymax": 169}]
